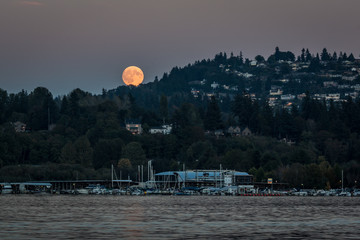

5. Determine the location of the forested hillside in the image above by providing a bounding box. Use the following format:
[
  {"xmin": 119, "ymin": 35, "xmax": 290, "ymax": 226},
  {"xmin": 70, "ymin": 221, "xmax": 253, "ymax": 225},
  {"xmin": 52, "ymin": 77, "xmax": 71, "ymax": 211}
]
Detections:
[{"xmin": 1, "ymin": 48, "xmax": 360, "ymax": 189}]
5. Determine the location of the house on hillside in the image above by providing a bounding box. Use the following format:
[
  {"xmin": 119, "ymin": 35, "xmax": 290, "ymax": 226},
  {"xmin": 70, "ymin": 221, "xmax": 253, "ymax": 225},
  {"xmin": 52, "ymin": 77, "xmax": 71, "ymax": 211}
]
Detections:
[
  {"xmin": 353, "ymin": 84, "xmax": 360, "ymax": 91},
  {"xmin": 345, "ymin": 92, "xmax": 358, "ymax": 99},
  {"xmin": 342, "ymin": 75, "xmax": 358, "ymax": 81},
  {"xmin": 250, "ymin": 60, "xmax": 257, "ymax": 66},
  {"xmin": 191, "ymin": 88, "xmax": 200, "ymax": 98},
  {"xmin": 325, "ymin": 94, "xmax": 340, "ymax": 101},
  {"xmin": 227, "ymin": 126, "xmax": 252, "ymax": 137},
  {"xmin": 237, "ymin": 72, "xmax": 253, "ymax": 78},
  {"xmin": 214, "ymin": 129, "xmax": 225, "ymax": 138},
  {"xmin": 323, "ymin": 81, "xmax": 338, "ymax": 88},
  {"xmin": 12, "ymin": 121, "xmax": 26, "ymax": 132},
  {"xmin": 269, "ymin": 88, "xmax": 283, "ymax": 96},
  {"xmin": 280, "ymin": 94, "xmax": 295, "ymax": 101},
  {"xmin": 211, "ymin": 82, "xmax": 219, "ymax": 89},
  {"xmin": 227, "ymin": 126, "xmax": 241, "ymax": 136},
  {"xmin": 150, "ymin": 125, "xmax": 172, "ymax": 135},
  {"xmin": 281, "ymin": 138, "xmax": 296, "ymax": 146},
  {"xmin": 297, "ymin": 93, "xmax": 307, "ymax": 100},
  {"xmin": 242, "ymin": 127, "xmax": 252, "ymax": 136},
  {"xmin": 204, "ymin": 129, "xmax": 225, "ymax": 138},
  {"xmin": 125, "ymin": 120, "xmax": 142, "ymax": 135}
]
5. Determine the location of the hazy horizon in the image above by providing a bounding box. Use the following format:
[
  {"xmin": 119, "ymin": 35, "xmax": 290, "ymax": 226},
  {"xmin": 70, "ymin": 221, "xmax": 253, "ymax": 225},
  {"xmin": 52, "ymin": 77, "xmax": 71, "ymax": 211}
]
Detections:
[{"xmin": 1, "ymin": 0, "xmax": 359, "ymax": 96}]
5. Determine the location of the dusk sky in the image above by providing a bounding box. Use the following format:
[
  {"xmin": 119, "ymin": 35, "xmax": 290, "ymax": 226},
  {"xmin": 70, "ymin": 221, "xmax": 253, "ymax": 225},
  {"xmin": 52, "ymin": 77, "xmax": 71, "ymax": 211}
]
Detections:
[{"xmin": 1, "ymin": 0, "xmax": 359, "ymax": 96}]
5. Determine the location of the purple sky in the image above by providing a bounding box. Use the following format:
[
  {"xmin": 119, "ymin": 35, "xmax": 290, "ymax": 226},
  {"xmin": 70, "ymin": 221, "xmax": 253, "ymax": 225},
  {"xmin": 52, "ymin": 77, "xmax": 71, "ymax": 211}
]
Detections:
[{"xmin": 1, "ymin": 0, "xmax": 359, "ymax": 96}]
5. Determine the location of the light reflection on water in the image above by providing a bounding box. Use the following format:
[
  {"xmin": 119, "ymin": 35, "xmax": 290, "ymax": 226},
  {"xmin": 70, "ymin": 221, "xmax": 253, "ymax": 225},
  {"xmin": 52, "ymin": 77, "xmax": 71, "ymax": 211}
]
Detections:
[{"xmin": 0, "ymin": 195, "xmax": 359, "ymax": 239}]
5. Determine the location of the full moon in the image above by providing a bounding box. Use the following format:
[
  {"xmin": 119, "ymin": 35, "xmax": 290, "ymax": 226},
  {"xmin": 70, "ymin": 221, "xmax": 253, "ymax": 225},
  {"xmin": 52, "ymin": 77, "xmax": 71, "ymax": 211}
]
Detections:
[{"xmin": 122, "ymin": 66, "xmax": 144, "ymax": 86}]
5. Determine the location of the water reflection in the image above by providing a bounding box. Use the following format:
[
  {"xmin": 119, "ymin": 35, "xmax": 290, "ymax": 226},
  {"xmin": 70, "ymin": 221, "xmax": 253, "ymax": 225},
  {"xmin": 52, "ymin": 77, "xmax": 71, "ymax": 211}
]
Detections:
[{"xmin": 0, "ymin": 195, "xmax": 359, "ymax": 239}]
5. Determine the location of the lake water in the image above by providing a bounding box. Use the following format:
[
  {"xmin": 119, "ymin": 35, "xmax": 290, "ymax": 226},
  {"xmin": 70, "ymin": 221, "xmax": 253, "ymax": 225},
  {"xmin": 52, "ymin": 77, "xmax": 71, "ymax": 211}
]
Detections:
[{"xmin": 0, "ymin": 195, "xmax": 359, "ymax": 239}]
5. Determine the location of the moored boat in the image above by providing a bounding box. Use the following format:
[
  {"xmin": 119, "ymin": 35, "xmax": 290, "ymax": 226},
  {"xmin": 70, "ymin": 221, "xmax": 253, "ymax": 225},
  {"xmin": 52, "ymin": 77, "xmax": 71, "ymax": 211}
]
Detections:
[{"xmin": 1, "ymin": 183, "xmax": 13, "ymax": 194}]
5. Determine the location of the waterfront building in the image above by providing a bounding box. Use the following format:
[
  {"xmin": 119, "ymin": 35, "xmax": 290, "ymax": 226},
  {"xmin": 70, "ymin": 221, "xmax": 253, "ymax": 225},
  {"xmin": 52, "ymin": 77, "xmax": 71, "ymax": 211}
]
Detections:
[{"xmin": 154, "ymin": 170, "xmax": 253, "ymax": 189}]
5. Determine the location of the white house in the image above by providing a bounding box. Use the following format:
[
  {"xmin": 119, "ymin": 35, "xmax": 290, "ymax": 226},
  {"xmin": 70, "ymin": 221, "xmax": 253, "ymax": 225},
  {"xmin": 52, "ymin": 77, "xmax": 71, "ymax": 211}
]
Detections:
[
  {"xmin": 227, "ymin": 126, "xmax": 241, "ymax": 136},
  {"xmin": 342, "ymin": 75, "xmax": 357, "ymax": 81},
  {"xmin": 150, "ymin": 125, "xmax": 172, "ymax": 135},
  {"xmin": 250, "ymin": 60, "xmax": 257, "ymax": 66},
  {"xmin": 237, "ymin": 72, "xmax": 254, "ymax": 78},
  {"xmin": 325, "ymin": 94, "xmax": 340, "ymax": 101},
  {"xmin": 323, "ymin": 81, "xmax": 338, "ymax": 88},
  {"xmin": 211, "ymin": 82, "xmax": 219, "ymax": 89},
  {"xmin": 270, "ymin": 89, "xmax": 283, "ymax": 96},
  {"xmin": 281, "ymin": 94, "xmax": 295, "ymax": 101}
]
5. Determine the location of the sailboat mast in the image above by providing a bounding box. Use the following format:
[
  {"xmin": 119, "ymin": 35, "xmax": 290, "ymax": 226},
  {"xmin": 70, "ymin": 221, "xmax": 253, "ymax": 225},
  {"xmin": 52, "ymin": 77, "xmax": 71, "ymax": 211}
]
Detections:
[
  {"xmin": 220, "ymin": 164, "xmax": 222, "ymax": 188},
  {"xmin": 342, "ymin": 170, "xmax": 344, "ymax": 192},
  {"xmin": 183, "ymin": 163, "xmax": 186, "ymax": 188},
  {"xmin": 111, "ymin": 164, "xmax": 114, "ymax": 189},
  {"xmin": 141, "ymin": 165, "xmax": 144, "ymax": 183}
]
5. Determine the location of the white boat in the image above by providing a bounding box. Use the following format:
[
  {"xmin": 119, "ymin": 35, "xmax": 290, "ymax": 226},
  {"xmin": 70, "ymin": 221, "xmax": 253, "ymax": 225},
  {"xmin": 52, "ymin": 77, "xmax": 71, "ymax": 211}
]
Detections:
[
  {"xmin": 338, "ymin": 191, "xmax": 351, "ymax": 197},
  {"xmin": 1, "ymin": 183, "xmax": 13, "ymax": 194},
  {"xmin": 294, "ymin": 191, "xmax": 308, "ymax": 196},
  {"xmin": 76, "ymin": 188, "xmax": 90, "ymax": 194},
  {"xmin": 88, "ymin": 184, "xmax": 110, "ymax": 195}
]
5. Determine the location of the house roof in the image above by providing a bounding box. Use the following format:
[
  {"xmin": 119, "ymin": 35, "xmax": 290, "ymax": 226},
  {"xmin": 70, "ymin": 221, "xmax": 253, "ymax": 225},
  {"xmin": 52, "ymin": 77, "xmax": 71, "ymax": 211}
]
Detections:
[{"xmin": 155, "ymin": 170, "xmax": 249, "ymax": 181}]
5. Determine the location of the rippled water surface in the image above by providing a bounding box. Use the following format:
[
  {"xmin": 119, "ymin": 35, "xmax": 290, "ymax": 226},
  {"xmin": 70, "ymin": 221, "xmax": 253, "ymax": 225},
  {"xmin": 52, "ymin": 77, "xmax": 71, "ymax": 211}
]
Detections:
[{"xmin": 1, "ymin": 195, "xmax": 359, "ymax": 239}]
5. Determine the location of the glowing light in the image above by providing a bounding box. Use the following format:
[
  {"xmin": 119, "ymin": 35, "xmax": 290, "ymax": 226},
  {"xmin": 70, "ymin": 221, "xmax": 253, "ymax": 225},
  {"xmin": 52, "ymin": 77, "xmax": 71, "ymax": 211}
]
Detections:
[{"xmin": 122, "ymin": 66, "xmax": 144, "ymax": 86}]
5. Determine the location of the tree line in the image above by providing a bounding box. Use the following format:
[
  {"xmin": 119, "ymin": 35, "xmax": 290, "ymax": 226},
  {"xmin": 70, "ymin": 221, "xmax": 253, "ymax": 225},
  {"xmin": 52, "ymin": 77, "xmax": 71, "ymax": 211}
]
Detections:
[
  {"xmin": 0, "ymin": 47, "xmax": 359, "ymax": 188},
  {"xmin": 0, "ymin": 85, "xmax": 359, "ymax": 189}
]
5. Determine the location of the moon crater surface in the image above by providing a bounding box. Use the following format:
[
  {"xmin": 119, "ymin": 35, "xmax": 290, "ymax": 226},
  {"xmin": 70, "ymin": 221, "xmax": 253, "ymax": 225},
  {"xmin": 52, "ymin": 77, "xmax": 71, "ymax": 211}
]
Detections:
[{"xmin": 122, "ymin": 66, "xmax": 144, "ymax": 86}]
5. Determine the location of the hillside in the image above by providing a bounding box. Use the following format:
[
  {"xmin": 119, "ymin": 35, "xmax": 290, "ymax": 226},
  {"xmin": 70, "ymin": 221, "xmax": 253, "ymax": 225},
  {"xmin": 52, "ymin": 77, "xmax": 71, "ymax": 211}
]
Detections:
[{"xmin": 0, "ymin": 47, "xmax": 360, "ymax": 189}]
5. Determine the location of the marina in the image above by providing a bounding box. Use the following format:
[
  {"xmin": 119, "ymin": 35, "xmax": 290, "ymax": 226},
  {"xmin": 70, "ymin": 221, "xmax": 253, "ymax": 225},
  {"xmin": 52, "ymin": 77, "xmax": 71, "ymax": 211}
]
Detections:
[
  {"xmin": 1, "ymin": 165, "xmax": 357, "ymax": 197},
  {"xmin": 1, "ymin": 182, "xmax": 358, "ymax": 197}
]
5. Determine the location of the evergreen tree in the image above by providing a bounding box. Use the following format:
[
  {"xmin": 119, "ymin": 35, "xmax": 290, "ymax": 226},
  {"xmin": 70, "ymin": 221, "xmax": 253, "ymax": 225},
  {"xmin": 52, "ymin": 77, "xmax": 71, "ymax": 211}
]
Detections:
[
  {"xmin": 321, "ymin": 48, "xmax": 330, "ymax": 61},
  {"xmin": 68, "ymin": 88, "xmax": 86, "ymax": 118},
  {"xmin": 338, "ymin": 52, "xmax": 343, "ymax": 62},
  {"xmin": 159, "ymin": 95, "xmax": 168, "ymax": 123},
  {"xmin": 232, "ymin": 94, "xmax": 253, "ymax": 128},
  {"xmin": 122, "ymin": 142, "xmax": 146, "ymax": 167},
  {"xmin": 204, "ymin": 96, "xmax": 223, "ymax": 131},
  {"xmin": 301, "ymin": 48, "xmax": 306, "ymax": 62},
  {"xmin": 343, "ymin": 52, "xmax": 348, "ymax": 60},
  {"xmin": 331, "ymin": 51, "xmax": 338, "ymax": 61},
  {"xmin": 128, "ymin": 93, "xmax": 142, "ymax": 119},
  {"xmin": 0, "ymin": 89, "xmax": 8, "ymax": 124},
  {"xmin": 73, "ymin": 136, "xmax": 93, "ymax": 167},
  {"xmin": 93, "ymin": 138, "xmax": 123, "ymax": 169},
  {"xmin": 60, "ymin": 96, "xmax": 69, "ymax": 115},
  {"xmin": 305, "ymin": 49, "xmax": 312, "ymax": 62},
  {"xmin": 28, "ymin": 87, "xmax": 58, "ymax": 130},
  {"xmin": 275, "ymin": 46, "xmax": 280, "ymax": 61},
  {"xmin": 348, "ymin": 53, "xmax": 355, "ymax": 62},
  {"xmin": 309, "ymin": 57, "xmax": 321, "ymax": 72},
  {"xmin": 301, "ymin": 92, "xmax": 312, "ymax": 120},
  {"xmin": 255, "ymin": 55, "xmax": 265, "ymax": 63},
  {"xmin": 239, "ymin": 51, "xmax": 244, "ymax": 65}
]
